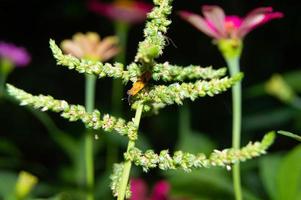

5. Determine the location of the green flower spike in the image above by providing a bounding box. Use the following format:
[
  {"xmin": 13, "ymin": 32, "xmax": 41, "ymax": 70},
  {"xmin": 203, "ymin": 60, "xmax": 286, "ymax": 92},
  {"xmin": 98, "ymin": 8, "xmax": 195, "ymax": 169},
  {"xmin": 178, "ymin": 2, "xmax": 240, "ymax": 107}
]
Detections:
[
  {"xmin": 152, "ymin": 62, "xmax": 227, "ymax": 82},
  {"xmin": 124, "ymin": 132, "xmax": 275, "ymax": 172},
  {"xmin": 7, "ymin": 84, "xmax": 138, "ymax": 140},
  {"xmin": 132, "ymin": 73, "xmax": 243, "ymax": 112}
]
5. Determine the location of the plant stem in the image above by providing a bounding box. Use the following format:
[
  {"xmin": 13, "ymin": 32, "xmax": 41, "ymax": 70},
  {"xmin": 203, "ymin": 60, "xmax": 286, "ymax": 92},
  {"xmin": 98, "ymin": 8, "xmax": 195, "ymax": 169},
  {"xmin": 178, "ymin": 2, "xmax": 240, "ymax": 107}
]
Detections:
[
  {"xmin": 0, "ymin": 73, "xmax": 6, "ymax": 96},
  {"xmin": 112, "ymin": 21, "xmax": 129, "ymax": 114},
  {"xmin": 0, "ymin": 59, "xmax": 13, "ymax": 97},
  {"xmin": 226, "ymin": 57, "xmax": 242, "ymax": 200},
  {"xmin": 117, "ymin": 103, "xmax": 143, "ymax": 200},
  {"xmin": 114, "ymin": 21, "xmax": 129, "ymax": 65},
  {"xmin": 85, "ymin": 74, "xmax": 96, "ymax": 200}
]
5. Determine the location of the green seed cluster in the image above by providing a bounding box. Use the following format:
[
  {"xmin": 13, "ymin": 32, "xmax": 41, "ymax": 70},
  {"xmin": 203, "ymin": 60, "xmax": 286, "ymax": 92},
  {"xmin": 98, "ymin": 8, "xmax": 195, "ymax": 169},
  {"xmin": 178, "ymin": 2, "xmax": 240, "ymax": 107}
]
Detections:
[
  {"xmin": 135, "ymin": 0, "xmax": 173, "ymax": 63},
  {"xmin": 152, "ymin": 62, "xmax": 227, "ymax": 82},
  {"xmin": 124, "ymin": 132, "xmax": 275, "ymax": 172},
  {"xmin": 132, "ymin": 73, "xmax": 243, "ymax": 112}
]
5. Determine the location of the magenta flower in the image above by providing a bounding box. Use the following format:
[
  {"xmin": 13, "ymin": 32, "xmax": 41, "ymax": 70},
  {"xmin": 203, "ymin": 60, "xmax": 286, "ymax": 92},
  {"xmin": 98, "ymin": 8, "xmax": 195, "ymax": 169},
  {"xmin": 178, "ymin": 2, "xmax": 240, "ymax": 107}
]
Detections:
[
  {"xmin": 130, "ymin": 179, "xmax": 170, "ymax": 200},
  {"xmin": 179, "ymin": 6, "xmax": 283, "ymax": 40},
  {"xmin": 0, "ymin": 42, "xmax": 31, "ymax": 67},
  {"xmin": 88, "ymin": 0, "xmax": 152, "ymax": 24}
]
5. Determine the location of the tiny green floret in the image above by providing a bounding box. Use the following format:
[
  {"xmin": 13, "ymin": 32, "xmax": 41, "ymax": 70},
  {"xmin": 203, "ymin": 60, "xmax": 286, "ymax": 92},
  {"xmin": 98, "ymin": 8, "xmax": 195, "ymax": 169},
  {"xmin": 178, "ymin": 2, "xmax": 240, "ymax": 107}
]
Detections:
[{"xmin": 7, "ymin": 84, "xmax": 138, "ymax": 140}]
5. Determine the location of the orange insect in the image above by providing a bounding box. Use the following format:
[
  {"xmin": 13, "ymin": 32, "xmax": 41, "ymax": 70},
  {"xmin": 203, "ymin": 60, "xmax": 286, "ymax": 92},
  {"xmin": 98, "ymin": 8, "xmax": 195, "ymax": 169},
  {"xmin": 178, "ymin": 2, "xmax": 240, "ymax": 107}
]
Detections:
[{"xmin": 127, "ymin": 71, "xmax": 152, "ymax": 102}]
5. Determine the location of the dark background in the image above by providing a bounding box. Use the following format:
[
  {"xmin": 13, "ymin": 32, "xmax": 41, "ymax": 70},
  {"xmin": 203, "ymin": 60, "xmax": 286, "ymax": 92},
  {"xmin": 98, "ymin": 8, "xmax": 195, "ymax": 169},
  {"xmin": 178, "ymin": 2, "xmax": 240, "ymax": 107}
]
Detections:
[{"xmin": 1, "ymin": 0, "xmax": 301, "ymax": 197}]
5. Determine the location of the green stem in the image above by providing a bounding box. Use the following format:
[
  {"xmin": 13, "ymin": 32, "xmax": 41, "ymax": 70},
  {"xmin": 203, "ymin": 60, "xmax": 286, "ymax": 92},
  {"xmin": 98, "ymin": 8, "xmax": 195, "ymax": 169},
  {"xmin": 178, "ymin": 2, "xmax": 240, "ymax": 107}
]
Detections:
[
  {"xmin": 85, "ymin": 74, "xmax": 97, "ymax": 200},
  {"xmin": 0, "ymin": 73, "xmax": 6, "ymax": 96},
  {"xmin": 106, "ymin": 22, "xmax": 130, "ymax": 169},
  {"xmin": 179, "ymin": 104, "xmax": 190, "ymax": 141},
  {"xmin": 0, "ymin": 59, "xmax": 13, "ymax": 97},
  {"xmin": 114, "ymin": 21, "xmax": 129, "ymax": 64},
  {"xmin": 112, "ymin": 21, "xmax": 129, "ymax": 114},
  {"xmin": 117, "ymin": 103, "xmax": 143, "ymax": 200},
  {"xmin": 226, "ymin": 57, "xmax": 242, "ymax": 200}
]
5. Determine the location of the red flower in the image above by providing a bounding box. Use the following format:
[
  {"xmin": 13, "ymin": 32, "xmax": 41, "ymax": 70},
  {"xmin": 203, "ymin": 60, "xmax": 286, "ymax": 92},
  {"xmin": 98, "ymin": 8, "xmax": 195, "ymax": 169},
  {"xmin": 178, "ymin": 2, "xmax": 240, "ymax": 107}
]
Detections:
[
  {"xmin": 88, "ymin": 0, "xmax": 152, "ymax": 24},
  {"xmin": 179, "ymin": 6, "xmax": 283, "ymax": 40}
]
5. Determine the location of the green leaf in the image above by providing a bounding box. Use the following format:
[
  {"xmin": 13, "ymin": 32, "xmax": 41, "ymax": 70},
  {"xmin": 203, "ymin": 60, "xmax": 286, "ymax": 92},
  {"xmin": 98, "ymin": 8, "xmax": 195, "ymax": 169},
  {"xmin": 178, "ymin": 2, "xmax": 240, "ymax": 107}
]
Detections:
[
  {"xmin": 166, "ymin": 168, "xmax": 260, "ymax": 200},
  {"xmin": 278, "ymin": 130, "xmax": 301, "ymax": 142},
  {"xmin": 259, "ymin": 154, "xmax": 283, "ymax": 200},
  {"xmin": 167, "ymin": 168, "xmax": 233, "ymax": 199},
  {"xmin": 276, "ymin": 145, "xmax": 301, "ymax": 200},
  {"xmin": 0, "ymin": 171, "xmax": 17, "ymax": 199}
]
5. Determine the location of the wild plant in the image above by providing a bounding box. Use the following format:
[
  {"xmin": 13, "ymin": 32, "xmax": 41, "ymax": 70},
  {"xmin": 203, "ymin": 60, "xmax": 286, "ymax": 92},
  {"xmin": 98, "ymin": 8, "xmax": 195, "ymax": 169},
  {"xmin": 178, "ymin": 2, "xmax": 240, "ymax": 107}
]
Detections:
[{"xmin": 7, "ymin": 0, "xmax": 275, "ymax": 199}]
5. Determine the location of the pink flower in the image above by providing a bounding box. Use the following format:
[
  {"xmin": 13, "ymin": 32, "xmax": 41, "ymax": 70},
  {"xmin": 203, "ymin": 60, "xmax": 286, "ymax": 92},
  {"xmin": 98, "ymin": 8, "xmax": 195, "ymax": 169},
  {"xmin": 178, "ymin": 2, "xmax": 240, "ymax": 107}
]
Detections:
[
  {"xmin": 130, "ymin": 179, "xmax": 170, "ymax": 200},
  {"xmin": 0, "ymin": 42, "xmax": 31, "ymax": 67},
  {"xmin": 179, "ymin": 6, "xmax": 283, "ymax": 40},
  {"xmin": 88, "ymin": 0, "xmax": 152, "ymax": 24}
]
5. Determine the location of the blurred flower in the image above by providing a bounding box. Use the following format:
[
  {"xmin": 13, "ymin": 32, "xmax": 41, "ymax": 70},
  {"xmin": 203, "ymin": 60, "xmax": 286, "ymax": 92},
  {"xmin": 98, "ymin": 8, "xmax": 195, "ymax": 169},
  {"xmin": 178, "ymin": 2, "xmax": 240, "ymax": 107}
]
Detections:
[
  {"xmin": 0, "ymin": 41, "xmax": 31, "ymax": 67},
  {"xmin": 15, "ymin": 171, "xmax": 38, "ymax": 200},
  {"xmin": 61, "ymin": 32, "xmax": 119, "ymax": 61},
  {"xmin": 131, "ymin": 178, "xmax": 170, "ymax": 200},
  {"xmin": 265, "ymin": 74, "xmax": 295, "ymax": 103},
  {"xmin": 179, "ymin": 6, "xmax": 283, "ymax": 40},
  {"xmin": 88, "ymin": 0, "xmax": 152, "ymax": 24}
]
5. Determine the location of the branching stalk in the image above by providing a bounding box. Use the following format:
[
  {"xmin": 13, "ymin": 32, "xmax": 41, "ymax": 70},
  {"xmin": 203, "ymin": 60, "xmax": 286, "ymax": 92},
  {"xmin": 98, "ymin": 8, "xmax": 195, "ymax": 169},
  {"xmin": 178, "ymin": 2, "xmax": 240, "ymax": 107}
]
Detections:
[
  {"xmin": 117, "ymin": 103, "xmax": 143, "ymax": 200},
  {"xmin": 112, "ymin": 22, "xmax": 129, "ymax": 115}
]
